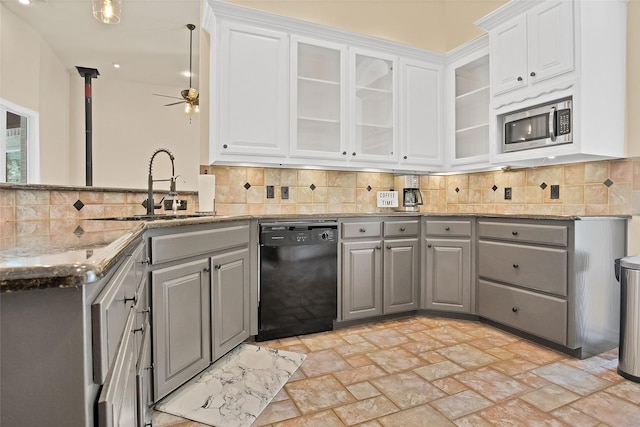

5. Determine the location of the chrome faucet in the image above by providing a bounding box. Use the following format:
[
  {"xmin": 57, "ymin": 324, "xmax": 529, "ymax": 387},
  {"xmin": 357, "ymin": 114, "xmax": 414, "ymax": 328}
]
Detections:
[{"xmin": 146, "ymin": 148, "xmax": 176, "ymax": 215}]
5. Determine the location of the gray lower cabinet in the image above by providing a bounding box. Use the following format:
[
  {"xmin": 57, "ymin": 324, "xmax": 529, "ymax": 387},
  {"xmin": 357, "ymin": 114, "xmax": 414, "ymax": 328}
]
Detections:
[
  {"xmin": 152, "ymin": 259, "xmax": 212, "ymax": 400},
  {"xmin": 341, "ymin": 218, "xmax": 418, "ymax": 321},
  {"xmin": 423, "ymin": 218, "xmax": 473, "ymax": 313},
  {"xmin": 477, "ymin": 217, "xmax": 626, "ymax": 357},
  {"xmin": 211, "ymin": 247, "xmax": 251, "ymax": 360},
  {"xmin": 149, "ymin": 221, "xmax": 252, "ymax": 402}
]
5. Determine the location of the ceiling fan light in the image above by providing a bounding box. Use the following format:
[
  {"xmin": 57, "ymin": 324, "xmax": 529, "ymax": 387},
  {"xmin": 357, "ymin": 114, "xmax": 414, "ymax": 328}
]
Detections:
[
  {"xmin": 194, "ymin": 105, "xmax": 200, "ymax": 113},
  {"xmin": 93, "ymin": 0, "xmax": 122, "ymax": 24},
  {"xmin": 185, "ymin": 103, "xmax": 192, "ymax": 114}
]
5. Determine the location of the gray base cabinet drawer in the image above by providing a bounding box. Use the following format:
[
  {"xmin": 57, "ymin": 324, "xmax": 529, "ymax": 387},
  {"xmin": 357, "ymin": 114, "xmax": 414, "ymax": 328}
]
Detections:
[
  {"xmin": 425, "ymin": 220, "xmax": 472, "ymax": 237},
  {"xmin": 478, "ymin": 241, "xmax": 567, "ymax": 296},
  {"xmin": 383, "ymin": 220, "xmax": 419, "ymax": 238},
  {"xmin": 341, "ymin": 222, "xmax": 382, "ymax": 239},
  {"xmin": 478, "ymin": 221, "xmax": 568, "ymax": 246},
  {"xmin": 479, "ymin": 280, "xmax": 567, "ymax": 345},
  {"xmin": 151, "ymin": 223, "xmax": 250, "ymax": 264}
]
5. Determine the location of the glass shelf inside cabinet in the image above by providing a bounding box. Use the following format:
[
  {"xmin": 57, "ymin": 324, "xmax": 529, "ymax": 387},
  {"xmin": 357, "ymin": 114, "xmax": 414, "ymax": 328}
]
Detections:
[{"xmin": 454, "ymin": 55, "xmax": 489, "ymax": 161}]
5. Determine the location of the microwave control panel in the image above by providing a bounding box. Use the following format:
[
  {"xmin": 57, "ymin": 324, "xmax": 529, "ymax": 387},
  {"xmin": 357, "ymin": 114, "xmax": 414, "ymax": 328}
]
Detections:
[{"xmin": 557, "ymin": 109, "xmax": 571, "ymax": 135}]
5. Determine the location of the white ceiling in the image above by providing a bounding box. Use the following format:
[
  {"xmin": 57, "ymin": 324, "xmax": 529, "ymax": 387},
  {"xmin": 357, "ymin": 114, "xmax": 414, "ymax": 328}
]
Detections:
[{"xmin": 2, "ymin": 0, "xmax": 201, "ymax": 89}]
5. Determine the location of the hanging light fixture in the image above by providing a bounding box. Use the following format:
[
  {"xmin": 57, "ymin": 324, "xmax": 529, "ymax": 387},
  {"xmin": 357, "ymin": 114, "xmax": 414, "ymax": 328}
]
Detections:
[{"xmin": 93, "ymin": 0, "xmax": 122, "ymax": 24}]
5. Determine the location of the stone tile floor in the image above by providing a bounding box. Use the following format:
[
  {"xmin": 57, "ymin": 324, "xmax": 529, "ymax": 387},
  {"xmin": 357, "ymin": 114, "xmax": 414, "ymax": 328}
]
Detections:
[{"xmin": 154, "ymin": 315, "xmax": 640, "ymax": 426}]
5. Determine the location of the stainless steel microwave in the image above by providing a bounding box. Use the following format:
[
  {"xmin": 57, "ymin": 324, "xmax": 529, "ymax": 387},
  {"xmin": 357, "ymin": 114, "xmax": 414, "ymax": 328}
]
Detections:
[{"xmin": 502, "ymin": 98, "xmax": 572, "ymax": 153}]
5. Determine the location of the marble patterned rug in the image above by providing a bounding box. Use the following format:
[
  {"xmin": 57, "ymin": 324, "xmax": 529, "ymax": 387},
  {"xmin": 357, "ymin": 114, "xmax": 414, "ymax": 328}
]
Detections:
[{"xmin": 155, "ymin": 344, "xmax": 306, "ymax": 427}]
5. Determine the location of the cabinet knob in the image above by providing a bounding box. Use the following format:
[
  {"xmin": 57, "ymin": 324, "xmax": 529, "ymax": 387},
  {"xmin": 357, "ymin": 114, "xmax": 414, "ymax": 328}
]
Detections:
[
  {"xmin": 530, "ymin": 71, "xmax": 536, "ymax": 77},
  {"xmin": 352, "ymin": 152, "xmax": 356, "ymax": 156},
  {"xmin": 400, "ymin": 227, "xmax": 406, "ymax": 232},
  {"xmin": 343, "ymin": 151, "xmax": 347, "ymax": 155},
  {"xmin": 375, "ymin": 246, "xmax": 381, "ymax": 250},
  {"xmin": 140, "ymin": 257, "xmax": 150, "ymax": 265},
  {"xmin": 215, "ymin": 264, "xmax": 222, "ymax": 270},
  {"xmin": 512, "ymin": 263, "xmax": 519, "ymax": 269},
  {"xmin": 445, "ymin": 226, "xmax": 450, "ymax": 231},
  {"xmin": 427, "ymin": 244, "xmax": 432, "ymax": 248},
  {"xmin": 517, "ymin": 76, "xmax": 523, "ymax": 82},
  {"xmin": 359, "ymin": 228, "xmax": 366, "ymax": 233},
  {"xmin": 386, "ymin": 245, "xmax": 391, "ymax": 250},
  {"xmin": 203, "ymin": 267, "xmax": 211, "ymax": 273},
  {"xmin": 223, "ymin": 144, "xmax": 228, "ymax": 149},
  {"xmin": 512, "ymin": 307, "xmax": 519, "ymax": 313},
  {"xmin": 403, "ymin": 155, "xmax": 408, "ymax": 160},
  {"xmin": 512, "ymin": 231, "xmax": 519, "ymax": 236}
]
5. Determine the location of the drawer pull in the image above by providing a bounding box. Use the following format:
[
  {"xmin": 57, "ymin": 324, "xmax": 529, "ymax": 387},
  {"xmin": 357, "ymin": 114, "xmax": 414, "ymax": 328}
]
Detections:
[
  {"xmin": 512, "ymin": 307, "xmax": 519, "ymax": 313},
  {"xmin": 513, "ymin": 263, "xmax": 519, "ymax": 269},
  {"xmin": 132, "ymin": 327, "xmax": 144, "ymax": 334},
  {"xmin": 400, "ymin": 227, "xmax": 406, "ymax": 232},
  {"xmin": 359, "ymin": 228, "xmax": 366, "ymax": 233},
  {"xmin": 512, "ymin": 231, "xmax": 519, "ymax": 236},
  {"xmin": 445, "ymin": 226, "xmax": 450, "ymax": 231},
  {"xmin": 124, "ymin": 295, "xmax": 137, "ymax": 304}
]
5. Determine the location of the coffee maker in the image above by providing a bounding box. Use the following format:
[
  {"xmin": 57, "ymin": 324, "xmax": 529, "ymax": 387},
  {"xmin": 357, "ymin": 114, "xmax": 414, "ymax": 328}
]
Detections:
[{"xmin": 395, "ymin": 175, "xmax": 424, "ymax": 212}]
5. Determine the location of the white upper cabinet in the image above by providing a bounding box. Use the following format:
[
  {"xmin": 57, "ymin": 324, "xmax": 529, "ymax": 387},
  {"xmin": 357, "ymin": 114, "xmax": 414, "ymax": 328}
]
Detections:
[
  {"xmin": 350, "ymin": 49, "xmax": 398, "ymax": 164},
  {"xmin": 489, "ymin": 1, "xmax": 574, "ymax": 101},
  {"xmin": 210, "ymin": 21, "xmax": 289, "ymax": 162},
  {"xmin": 445, "ymin": 37, "xmax": 490, "ymax": 169},
  {"xmin": 399, "ymin": 58, "xmax": 443, "ymax": 168},
  {"xmin": 290, "ymin": 37, "xmax": 347, "ymax": 160}
]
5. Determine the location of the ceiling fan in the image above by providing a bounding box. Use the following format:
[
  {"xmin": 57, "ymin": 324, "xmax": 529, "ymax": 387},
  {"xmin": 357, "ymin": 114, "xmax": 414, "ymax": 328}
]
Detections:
[{"xmin": 154, "ymin": 24, "xmax": 199, "ymax": 113}]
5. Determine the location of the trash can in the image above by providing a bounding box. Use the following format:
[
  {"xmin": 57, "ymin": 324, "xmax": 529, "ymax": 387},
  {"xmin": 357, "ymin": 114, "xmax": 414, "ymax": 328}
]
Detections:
[{"xmin": 615, "ymin": 256, "xmax": 640, "ymax": 383}]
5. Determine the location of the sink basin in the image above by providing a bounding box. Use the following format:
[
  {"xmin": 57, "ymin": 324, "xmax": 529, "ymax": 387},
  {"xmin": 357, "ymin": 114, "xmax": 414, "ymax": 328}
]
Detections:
[{"xmin": 91, "ymin": 214, "xmax": 212, "ymax": 221}]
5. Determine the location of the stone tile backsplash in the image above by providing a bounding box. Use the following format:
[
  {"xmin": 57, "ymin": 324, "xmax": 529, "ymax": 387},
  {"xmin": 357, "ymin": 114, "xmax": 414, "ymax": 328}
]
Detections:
[{"xmin": 1, "ymin": 158, "xmax": 638, "ymax": 241}]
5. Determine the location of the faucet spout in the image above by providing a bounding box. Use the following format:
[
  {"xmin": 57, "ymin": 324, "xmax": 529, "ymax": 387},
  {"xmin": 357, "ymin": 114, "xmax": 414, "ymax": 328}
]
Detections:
[{"xmin": 147, "ymin": 148, "xmax": 176, "ymax": 215}]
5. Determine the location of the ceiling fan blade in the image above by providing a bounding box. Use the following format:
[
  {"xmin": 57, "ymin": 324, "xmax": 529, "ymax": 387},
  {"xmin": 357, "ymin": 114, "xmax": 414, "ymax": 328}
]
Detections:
[
  {"xmin": 164, "ymin": 101, "xmax": 186, "ymax": 106},
  {"xmin": 153, "ymin": 93, "xmax": 182, "ymax": 100}
]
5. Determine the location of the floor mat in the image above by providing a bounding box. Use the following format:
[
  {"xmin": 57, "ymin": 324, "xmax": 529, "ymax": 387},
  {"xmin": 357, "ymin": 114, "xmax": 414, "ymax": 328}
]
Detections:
[{"xmin": 154, "ymin": 344, "xmax": 306, "ymax": 427}]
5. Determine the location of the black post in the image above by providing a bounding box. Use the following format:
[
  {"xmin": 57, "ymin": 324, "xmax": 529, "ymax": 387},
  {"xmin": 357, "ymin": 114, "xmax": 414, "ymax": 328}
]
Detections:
[{"xmin": 76, "ymin": 67, "xmax": 100, "ymax": 186}]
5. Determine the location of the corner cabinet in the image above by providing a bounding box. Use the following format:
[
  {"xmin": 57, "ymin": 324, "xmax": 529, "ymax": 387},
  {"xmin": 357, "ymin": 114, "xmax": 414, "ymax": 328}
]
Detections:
[
  {"xmin": 340, "ymin": 218, "xmax": 418, "ymax": 321},
  {"xmin": 422, "ymin": 218, "xmax": 474, "ymax": 314},
  {"xmin": 148, "ymin": 221, "xmax": 252, "ymax": 401}
]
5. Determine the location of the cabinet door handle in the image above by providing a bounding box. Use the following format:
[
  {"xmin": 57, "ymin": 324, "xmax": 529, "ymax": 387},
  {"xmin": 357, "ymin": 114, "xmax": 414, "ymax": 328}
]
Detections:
[
  {"xmin": 386, "ymin": 245, "xmax": 391, "ymax": 250},
  {"xmin": 512, "ymin": 307, "xmax": 519, "ymax": 313},
  {"xmin": 124, "ymin": 295, "xmax": 137, "ymax": 305},
  {"xmin": 427, "ymin": 244, "xmax": 432, "ymax": 248},
  {"xmin": 214, "ymin": 264, "xmax": 222, "ymax": 270},
  {"xmin": 512, "ymin": 231, "xmax": 519, "ymax": 236},
  {"xmin": 132, "ymin": 327, "xmax": 144, "ymax": 334},
  {"xmin": 140, "ymin": 257, "xmax": 150, "ymax": 265},
  {"xmin": 203, "ymin": 267, "xmax": 211, "ymax": 273},
  {"xmin": 530, "ymin": 71, "xmax": 536, "ymax": 77},
  {"xmin": 400, "ymin": 227, "xmax": 406, "ymax": 232},
  {"xmin": 359, "ymin": 228, "xmax": 366, "ymax": 233},
  {"xmin": 512, "ymin": 263, "xmax": 519, "ymax": 269},
  {"xmin": 517, "ymin": 76, "xmax": 523, "ymax": 82},
  {"xmin": 445, "ymin": 226, "xmax": 450, "ymax": 231},
  {"xmin": 375, "ymin": 246, "xmax": 381, "ymax": 250},
  {"xmin": 352, "ymin": 152, "xmax": 357, "ymax": 156},
  {"xmin": 342, "ymin": 151, "xmax": 347, "ymax": 155}
]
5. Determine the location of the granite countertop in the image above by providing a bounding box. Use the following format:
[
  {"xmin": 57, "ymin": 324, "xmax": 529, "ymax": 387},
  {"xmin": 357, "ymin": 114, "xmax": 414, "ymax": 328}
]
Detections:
[{"xmin": 0, "ymin": 213, "xmax": 629, "ymax": 293}]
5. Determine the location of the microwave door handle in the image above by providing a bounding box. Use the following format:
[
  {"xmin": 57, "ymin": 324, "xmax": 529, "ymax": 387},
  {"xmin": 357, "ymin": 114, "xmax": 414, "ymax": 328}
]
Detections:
[{"xmin": 549, "ymin": 107, "xmax": 557, "ymax": 141}]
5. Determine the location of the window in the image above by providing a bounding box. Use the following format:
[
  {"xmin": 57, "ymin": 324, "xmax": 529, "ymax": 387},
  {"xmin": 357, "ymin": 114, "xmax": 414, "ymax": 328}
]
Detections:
[{"xmin": 0, "ymin": 99, "xmax": 39, "ymax": 183}]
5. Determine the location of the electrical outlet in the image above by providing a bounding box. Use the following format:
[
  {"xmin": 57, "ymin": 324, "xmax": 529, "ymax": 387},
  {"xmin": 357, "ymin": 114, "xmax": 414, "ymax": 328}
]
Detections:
[
  {"xmin": 504, "ymin": 187, "xmax": 512, "ymax": 200},
  {"xmin": 266, "ymin": 185, "xmax": 274, "ymax": 199},
  {"xmin": 281, "ymin": 186, "xmax": 289, "ymax": 200},
  {"xmin": 550, "ymin": 185, "xmax": 560, "ymax": 199},
  {"xmin": 163, "ymin": 199, "xmax": 187, "ymax": 210}
]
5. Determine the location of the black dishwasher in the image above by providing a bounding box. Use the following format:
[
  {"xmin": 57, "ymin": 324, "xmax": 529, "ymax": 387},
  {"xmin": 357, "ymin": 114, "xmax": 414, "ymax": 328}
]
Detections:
[{"xmin": 257, "ymin": 220, "xmax": 338, "ymax": 341}]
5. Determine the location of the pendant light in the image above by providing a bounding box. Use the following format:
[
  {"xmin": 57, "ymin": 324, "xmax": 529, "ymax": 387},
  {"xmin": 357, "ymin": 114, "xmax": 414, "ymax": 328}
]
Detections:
[{"xmin": 93, "ymin": 0, "xmax": 122, "ymax": 24}]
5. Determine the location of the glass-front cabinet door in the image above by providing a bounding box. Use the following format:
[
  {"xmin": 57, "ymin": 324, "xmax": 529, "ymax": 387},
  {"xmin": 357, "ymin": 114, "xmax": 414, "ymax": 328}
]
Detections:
[
  {"xmin": 350, "ymin": 49, "xmax": 397, "ymax": 163},
  {"xmin": 290, "ymin": 37, "xmax": 347, "ymax": 160}
]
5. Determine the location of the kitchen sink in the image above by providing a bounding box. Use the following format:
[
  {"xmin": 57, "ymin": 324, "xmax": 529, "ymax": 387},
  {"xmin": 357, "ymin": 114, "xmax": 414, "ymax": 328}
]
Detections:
[{"xmin": 91, "ymin": 214, "xmax": 213, "ymax": 221}]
